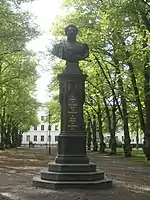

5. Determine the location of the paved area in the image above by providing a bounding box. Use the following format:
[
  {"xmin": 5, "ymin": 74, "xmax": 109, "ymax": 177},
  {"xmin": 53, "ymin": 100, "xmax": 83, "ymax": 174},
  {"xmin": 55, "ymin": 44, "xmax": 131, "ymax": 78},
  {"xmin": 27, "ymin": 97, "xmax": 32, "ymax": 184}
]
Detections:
[{"xmin": 0, "ymin": 147, "xmax": 150, "ymax": 200}]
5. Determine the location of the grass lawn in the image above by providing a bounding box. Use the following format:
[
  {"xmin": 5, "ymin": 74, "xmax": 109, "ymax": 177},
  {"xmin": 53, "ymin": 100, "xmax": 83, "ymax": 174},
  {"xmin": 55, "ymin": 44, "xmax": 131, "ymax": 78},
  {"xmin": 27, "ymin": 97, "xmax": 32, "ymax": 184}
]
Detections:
[{"xmin": 106, "ymin": 147, "xmax": 150, "ymax": 165}]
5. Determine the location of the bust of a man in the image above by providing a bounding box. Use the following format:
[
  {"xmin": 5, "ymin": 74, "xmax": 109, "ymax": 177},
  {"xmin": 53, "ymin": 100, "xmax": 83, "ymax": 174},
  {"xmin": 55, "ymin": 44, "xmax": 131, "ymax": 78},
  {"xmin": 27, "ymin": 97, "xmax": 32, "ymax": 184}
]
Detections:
[{"xmin": 52, "ymin": 25, "xmax": 89, "ymax": 63}]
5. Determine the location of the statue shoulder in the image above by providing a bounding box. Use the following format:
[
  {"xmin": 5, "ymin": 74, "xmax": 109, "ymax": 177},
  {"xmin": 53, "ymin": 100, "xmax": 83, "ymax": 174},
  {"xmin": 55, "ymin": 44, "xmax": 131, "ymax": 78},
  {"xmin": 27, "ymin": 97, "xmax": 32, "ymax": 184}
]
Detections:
[
  {"xmin": 81, "ymin": 43, "xmax": 89, "ymax": 58},
  {"xmin": 54, "ymin": 40, "xmax": 65, "ymax": 47},
  {"xmin": 52, "ymin": 40, "xmax": 66, "ymax": 58},
  {"xmin": 76, "ymin": 42, "xmax": 89, "ymax": 49}
]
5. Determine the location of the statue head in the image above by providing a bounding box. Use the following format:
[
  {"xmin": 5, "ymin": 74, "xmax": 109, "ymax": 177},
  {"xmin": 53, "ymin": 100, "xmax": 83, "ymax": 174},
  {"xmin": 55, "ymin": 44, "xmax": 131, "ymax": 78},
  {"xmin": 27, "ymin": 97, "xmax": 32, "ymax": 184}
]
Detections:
[
  {"xmin": 65, "ymin": 24, "xmax": 78, "ymax": 38},
  {"xmin": 52, "ymin": 24, "xmax": 89, "ymax": 62}
]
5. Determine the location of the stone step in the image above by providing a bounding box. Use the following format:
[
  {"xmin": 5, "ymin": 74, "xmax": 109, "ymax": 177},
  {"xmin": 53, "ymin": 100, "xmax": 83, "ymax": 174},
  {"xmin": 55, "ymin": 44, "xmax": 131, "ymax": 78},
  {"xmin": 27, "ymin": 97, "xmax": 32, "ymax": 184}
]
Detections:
[
  {"xmin": 41, "ymin": 168, "xmax": 104, "ymax": 181},
  {"xmin": 33, "ymin": 176, "xmax": 112, "ymax": 190},
  {"xmin": 48, "ymin": 162, "xmax": 96, "ymax": 172}
]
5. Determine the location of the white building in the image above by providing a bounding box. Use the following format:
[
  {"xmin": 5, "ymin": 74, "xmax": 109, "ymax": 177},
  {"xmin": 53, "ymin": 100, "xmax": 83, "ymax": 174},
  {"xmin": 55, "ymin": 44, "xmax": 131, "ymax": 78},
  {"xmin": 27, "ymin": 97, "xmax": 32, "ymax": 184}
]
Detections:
[
  {"xmin": 22, "ymin": 106, "xmax": 60, "ymax": 146},
  {"xmin": 103, "ymin": 130, "xmax": 144, "ymax": 145}
]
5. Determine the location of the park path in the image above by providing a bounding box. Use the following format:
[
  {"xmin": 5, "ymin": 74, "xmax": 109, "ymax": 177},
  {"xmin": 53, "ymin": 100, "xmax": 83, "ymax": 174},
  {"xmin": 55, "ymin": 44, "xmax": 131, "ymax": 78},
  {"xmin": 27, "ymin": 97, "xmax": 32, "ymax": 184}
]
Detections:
[{"xmin": 0, "ymin": 147, "xmax": 150, "ymax": 200}]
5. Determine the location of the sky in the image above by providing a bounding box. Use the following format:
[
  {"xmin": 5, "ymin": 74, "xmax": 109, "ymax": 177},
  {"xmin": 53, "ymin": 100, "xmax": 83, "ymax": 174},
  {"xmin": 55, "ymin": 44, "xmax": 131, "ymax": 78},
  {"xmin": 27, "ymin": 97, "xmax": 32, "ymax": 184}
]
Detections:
[{"xmin": 22, "ymin": 0, "xmax": 62, "ymax": 103}]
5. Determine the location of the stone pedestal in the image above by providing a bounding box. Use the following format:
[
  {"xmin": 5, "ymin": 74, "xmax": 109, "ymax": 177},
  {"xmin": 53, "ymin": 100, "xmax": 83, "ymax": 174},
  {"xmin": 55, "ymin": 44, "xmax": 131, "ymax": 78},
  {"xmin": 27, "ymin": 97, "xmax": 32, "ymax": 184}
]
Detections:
[{"xmin": 33, "ymin": 63, "xmax": 112, "ymax": 189}]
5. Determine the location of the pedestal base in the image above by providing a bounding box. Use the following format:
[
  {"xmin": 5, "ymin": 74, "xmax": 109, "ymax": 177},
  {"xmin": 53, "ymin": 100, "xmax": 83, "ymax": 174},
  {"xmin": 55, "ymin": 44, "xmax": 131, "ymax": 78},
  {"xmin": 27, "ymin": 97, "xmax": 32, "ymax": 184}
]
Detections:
[
  {"xmin": 33, "ymin": 162, "xmax": 112, "ymax": 190},
  {"xmin": 55, "ymin": 155, "xmax": 89, "ymax": 164},
  {"xmin": 55, "ymin": 134, "xmax": 89, "ymax": 164},
  {"xmin": 33, "ymin": 63, "xmax": 112, "ymax": 190}
]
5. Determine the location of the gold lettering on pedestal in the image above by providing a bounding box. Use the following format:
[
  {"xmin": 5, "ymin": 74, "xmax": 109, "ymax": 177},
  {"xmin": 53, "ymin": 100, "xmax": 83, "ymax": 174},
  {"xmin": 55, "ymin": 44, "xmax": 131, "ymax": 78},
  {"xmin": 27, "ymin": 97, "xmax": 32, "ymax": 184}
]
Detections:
[
  {"xmin": 68, "ymin": 111, "xmax": 77, "ymax": 114},
  {"xmin": 67, "ymin": 97, "xmax": 78, "ymax": 131}
]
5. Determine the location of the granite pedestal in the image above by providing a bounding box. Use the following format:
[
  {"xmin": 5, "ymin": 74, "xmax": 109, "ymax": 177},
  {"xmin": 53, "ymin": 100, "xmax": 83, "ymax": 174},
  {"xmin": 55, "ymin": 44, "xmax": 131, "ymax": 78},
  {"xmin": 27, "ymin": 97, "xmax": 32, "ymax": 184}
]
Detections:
[{"xmin": 33, "ymin": 63, "xmax": 112, "ymax": 189}]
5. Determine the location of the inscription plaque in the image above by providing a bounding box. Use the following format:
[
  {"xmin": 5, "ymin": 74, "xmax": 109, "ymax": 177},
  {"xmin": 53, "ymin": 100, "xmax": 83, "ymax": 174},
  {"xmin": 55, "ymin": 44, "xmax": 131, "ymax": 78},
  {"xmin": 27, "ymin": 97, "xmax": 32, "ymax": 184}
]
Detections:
[{"xmin": 67, "ymin": 96, "xmax": 78, "ymax": 131}]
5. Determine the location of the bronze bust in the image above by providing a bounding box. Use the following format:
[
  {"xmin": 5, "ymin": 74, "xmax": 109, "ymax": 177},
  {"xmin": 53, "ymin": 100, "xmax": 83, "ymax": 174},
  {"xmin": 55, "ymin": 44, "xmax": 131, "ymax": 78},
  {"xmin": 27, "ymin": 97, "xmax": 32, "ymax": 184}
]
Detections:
[{"xmin": 52, "ymin": 25, "xmax": 89, "ymax": 63}]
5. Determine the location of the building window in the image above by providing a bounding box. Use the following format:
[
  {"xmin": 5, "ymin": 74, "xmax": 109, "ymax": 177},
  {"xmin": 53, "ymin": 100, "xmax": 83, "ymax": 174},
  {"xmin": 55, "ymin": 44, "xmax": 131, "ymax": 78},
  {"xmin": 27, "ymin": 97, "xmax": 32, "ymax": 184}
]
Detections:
[
  {"xmin": 55, "ymin": 125, "xmax": 58, "ymax": 131},
  {"xmin": 41, "ymin": 135, "xmax": 44, "ymax": 141},
  {"xmin": 41, "ymin": 125, "xmax": 44, "ymax": 130},
  {"xmin": 48, "ymin": 125, "xmax": 51, "ymax": 130},
  {"xmin": 41, "ymin": 116, "xmax": 44, "ymax": 121},
  {"xmin": 26, "ymin": 135, "xmax": 30, "ymax": 142},
  {"xmin": 34, "ymin": 125, "xmax": 37, "ymax": 130},
  {"xmin": 34, "ymin": 135, "xmax": 37, "ymax": 141}
]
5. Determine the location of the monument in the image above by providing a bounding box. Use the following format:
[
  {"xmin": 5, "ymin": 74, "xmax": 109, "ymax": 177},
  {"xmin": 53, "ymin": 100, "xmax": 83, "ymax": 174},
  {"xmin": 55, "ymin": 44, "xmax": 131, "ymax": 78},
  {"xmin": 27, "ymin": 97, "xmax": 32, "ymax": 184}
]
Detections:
[{"xmin": 33, "ymin": 25, "xmax": 112, "ymax": 189}]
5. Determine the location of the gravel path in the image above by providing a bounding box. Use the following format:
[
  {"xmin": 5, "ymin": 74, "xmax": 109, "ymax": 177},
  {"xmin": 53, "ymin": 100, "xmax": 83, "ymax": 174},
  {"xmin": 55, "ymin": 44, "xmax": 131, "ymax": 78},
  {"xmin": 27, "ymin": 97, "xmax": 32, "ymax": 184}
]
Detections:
[{"xmin": 0, "ymin": 147, "xmax": 150, "ymax": 200}]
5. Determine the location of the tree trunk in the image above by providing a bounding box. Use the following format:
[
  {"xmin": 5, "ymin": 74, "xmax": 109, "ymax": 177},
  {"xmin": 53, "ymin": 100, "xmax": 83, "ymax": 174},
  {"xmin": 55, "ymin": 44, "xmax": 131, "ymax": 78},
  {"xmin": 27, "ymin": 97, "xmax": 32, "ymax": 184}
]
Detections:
[
  {"xmin": 91, "ymin": 115, "xmax": 98, "ymax": 151},
  {"xmin": 126, "ymin": 51, "xmax": 145, "ymax": 134},
  {"xmin": 103, "ymin": 96, "xmax": 116, "ymax": 154},
  {"xmin": 111, "ymin": 97, "xmax": 117, "ymax": 154},
  {"xmin": 97, "ymin": 103, "xmax": 106, "ymax": 153},
  {"xmin": 18, "ymin": 131, "xmax": 22, "ymax": 147},
  {"xmin": 115, "ymin": 60, "xmax": 131, "ymax": 157},
  {"xmin": 143, "ymin": 39, "xmax": 150, "ymax": 160},
  {"xmin": 94, "ymin": 55, "xmax": 123, "ymax": 119},
  {"xmin": 11, "ymin": 126, "xmax": 18, "ymax": 147},
  {"xmin": 11, "ymin": 130, "xmax": 15, "ymax": 147},
  {"xmin": 0, "ymin": 124, "xmax": 5, "ymax": 150},
  {"xmin": 5, "ymin": 123, "xmax": 12, "ymax": 148},
  {"xmin": 136, "ymin": 121, "xmax": 139, "ymax": 149},
  {"xmin": 0, "ymin": 108, "xmax": 6, "ymax": 150},
  {"xmin": 15, "ymin": 127, "xmax": 19, "ymax": 146}
]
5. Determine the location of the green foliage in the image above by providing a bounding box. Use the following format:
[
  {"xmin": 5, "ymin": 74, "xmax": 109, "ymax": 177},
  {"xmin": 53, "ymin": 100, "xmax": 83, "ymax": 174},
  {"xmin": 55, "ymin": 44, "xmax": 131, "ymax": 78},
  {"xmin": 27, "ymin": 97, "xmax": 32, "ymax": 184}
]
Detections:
[
  {"xmin": 49, "ymin": 0, "xmax": 150, "ymax": 157},
  {"xmin": 0, "ymin": 0, "xmax": 40, "ymax": 148},
  {"xmin": 48, "ymin": 97, "xmax": 61, "ymax": 123}
]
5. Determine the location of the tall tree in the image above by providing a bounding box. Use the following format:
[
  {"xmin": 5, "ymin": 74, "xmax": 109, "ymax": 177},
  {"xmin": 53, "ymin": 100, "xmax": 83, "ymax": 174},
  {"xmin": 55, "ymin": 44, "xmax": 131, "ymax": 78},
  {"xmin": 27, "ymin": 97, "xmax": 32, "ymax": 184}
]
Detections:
[
  {"xmin": 50, "ymin": 0, "xmax": 150, "ymax": 158},
  {"xmin": 0, "ymin": 0, "xmax": 40, "ymax": 149}
]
